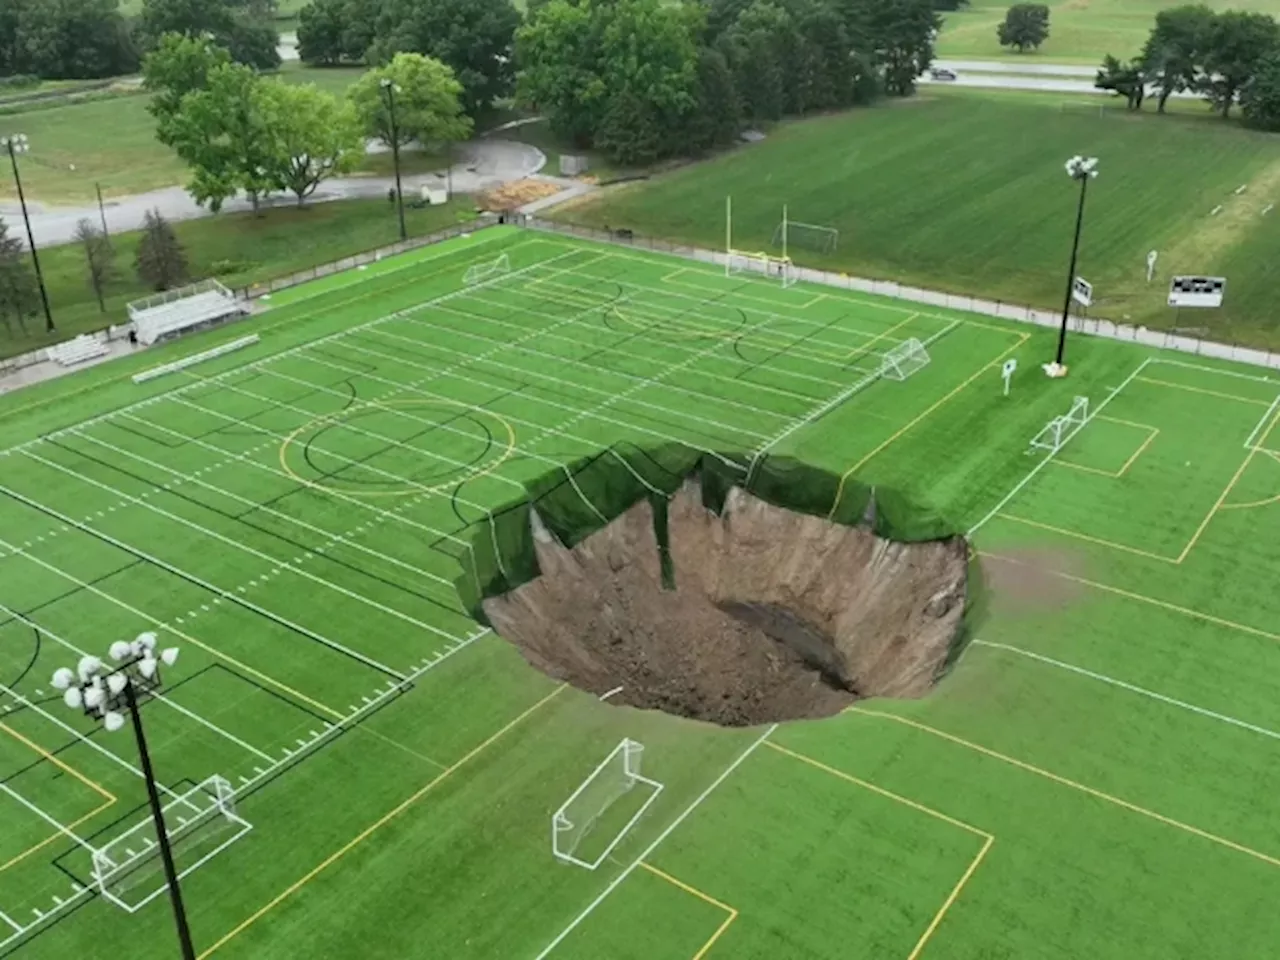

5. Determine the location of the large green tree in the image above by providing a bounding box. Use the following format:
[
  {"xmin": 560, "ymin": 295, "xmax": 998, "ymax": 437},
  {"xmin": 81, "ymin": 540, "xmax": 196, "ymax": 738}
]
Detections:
[
  {"xmin": 367, "ymin": 0, "xmax": 522, "ymax": 116},
  {"xmin": 348, "ymin": 52, "xmax": 473, "ymax": 149},
  {"xmin": 517, "ymin": 0, "xmax": 698, "ymax": 158},
  {"xmin": 997, "ymin": 4, "xmax": 1050, "ymax": 53},
  {"xmin": 0, "ymin": 219, "xmax": 37, "ymax": 338},
  {"xmin": 140, "ymin": 0, "xmax": 281, "ymax": 69},
  {"xmin": 135, "ymin": 210, "xmax": 189, "ymax": 291},
  {"xmin": 0, "ymin": 0, "xmax": 137, "ymax": 79},
  {"xmin": 1200, "ymin": 10, "xmax": 1280, "ymax": 117},
  {"xmin": 862, "ymin": 0, "xmax": 941, "ymax": 97},
  {"xmin": 1242, "ymin": 52, "xmax": 1280, "ymax": 130},
  {"xmin": 1140, "ymin": 5, "xmax": 1213, "ymax": 114},
  {"xmin": 681, "ymin": 46, "xmax": 740, "ymax": 153},
  {"xmin": 261, "ymin": 82, "xmax": 365, "ymax": 203},
  {"xmin": 718, "ymin": 2, "xmax": 792, "ymax": 122},
  {"xmin": 143, "ymin": 33, "xmax": 233, "ymax": 134},
  {"xmin": 1095, "ymin": 54, "xmax": 1146, "ymax": 109},
  {"xmin": 296, "ymin": 0, "xmax": 376, "ymax": 65}
]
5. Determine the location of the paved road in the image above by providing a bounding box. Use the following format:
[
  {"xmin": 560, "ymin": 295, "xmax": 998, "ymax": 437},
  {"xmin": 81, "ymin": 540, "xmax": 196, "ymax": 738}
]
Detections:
[
  {"xmin": 0, "ymin": 139, "xmax": 545, "ymax": 247},
  {"xmin": 922, "ymin": 62, "xmax": 1199, "ymax": 101},
  {"xmin": 932, "ymin": 59, "xmax": 1096, "ymax": 78}
]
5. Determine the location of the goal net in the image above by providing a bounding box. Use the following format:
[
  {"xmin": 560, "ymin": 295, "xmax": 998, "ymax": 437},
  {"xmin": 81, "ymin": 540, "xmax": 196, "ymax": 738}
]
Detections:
[
  {"xmin": 878, "ymin": 338, "xmax": 930, "ymax": 381},
  {"xmin": 1030, "ymin": 396, "xmax": 1089, "ymax": 454},
  {"xmin": 463, "ymin": 253, "xmax": 511, "ymax": 286},
  {"xmin": 552, "ymin": 738, "xmax": 664, "ymax": 870},
  {"xmin": 726, "ymin": 250, "xmax": 797, "ymax": 288},
  {"xmin": 772, "ymin": 219, "xmax": 839, "ymax": 254},
  {"xmin": 90, "ymin": 775, "xmax": 252, "ymax": 913}
]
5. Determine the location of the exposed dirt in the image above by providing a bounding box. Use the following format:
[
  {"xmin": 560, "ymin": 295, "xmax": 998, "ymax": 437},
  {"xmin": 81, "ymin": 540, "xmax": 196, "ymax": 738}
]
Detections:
[
  {"xmin": 483, "ymin": 481, "xmax": 969, "ymax": 727},
  {"xmin": 476, "ymin": 179, "xmax": 562, "ymax": 211}
]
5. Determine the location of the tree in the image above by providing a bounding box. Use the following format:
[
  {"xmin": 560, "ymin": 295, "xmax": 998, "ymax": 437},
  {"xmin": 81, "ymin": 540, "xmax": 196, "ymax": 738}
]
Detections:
[
  {"xmin": 135, "ymin": 210, "xmax": 189, "ymax": 292},
  {"xmin": 297, "ymin": 0, "xmax": 376, "ymax": 65},
  {"xmin": 1242, "ymin": 52, "xmax": 1280, "ymax": 130},
  {"xmin": 681, "ymin": 46, "xmax": 740, "ymax": 153},
  {"xmin": 517, "ymin": 0, "xmax": 698, "ymax": 158},
  {"xmin": 349, "ymin": 53, "xmax": 473, "ymax": 150},
  {"xmin": 367, "ymin": 0, "xmax": 522, "ymax": 116},
  {"xmin": 997, "ymin": 4, "xmax": 1050, "ymax": 53},
  {"xmin": 74, "ymin": 219, "xmax": 116, "ymax": 313},
  {"xmin": 718, "ymin": 2, "xmax": 791, "ymax": 122},
  {"xmin": 1200, "ymin": 10, "xmax": 1280, "ymax": 118},
  {"xmin": 862, "ymin": 0, "xmax": 941, "ymax": 96},
  {"xmin": 140, "ymin": 0, "xmax": 279, "ymax": 69},
  {"xmin": 1141, "ymin": 5, "xmax": 1213, "ymax": 114},
  {"xmin": 260, "ymin": 82, "xmax": 365, "ymax": 204},
  {"xmin": 7, "ymin": 0, "xmax": 138, "ymax": 79},
  {"xmin": 1095, "ymin": 54, "xmax": 1146, "ymax": 109},
  {"xmin": 164, "ymin": 62, "xmax": 280, "ymax": 211},
  {"xmin": 143, "ymin": 33, "xmax": 232, "ymax": 134},
  {"xmin": 0, "ymin": 218, "xmax": 37, "ymax": 337}
]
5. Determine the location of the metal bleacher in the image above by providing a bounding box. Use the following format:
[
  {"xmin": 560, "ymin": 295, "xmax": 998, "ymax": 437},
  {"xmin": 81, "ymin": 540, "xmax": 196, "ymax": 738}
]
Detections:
[
  {"xmin": 48, "ymin": 334, "xmax": 109, "ymax": 367},
  {"xmin": 127, "ymin": 280, "xmax": 244, "ymax": 346}
]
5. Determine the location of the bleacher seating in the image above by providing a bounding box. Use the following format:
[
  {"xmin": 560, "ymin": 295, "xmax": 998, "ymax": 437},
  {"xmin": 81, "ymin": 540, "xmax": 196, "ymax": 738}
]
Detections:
[
  {"xmin": 127, "ymin": 280, "xmax": 244, "ymax": 346},
  {"xmin": 48, "ymin": 335, "xmax": 109, "ymax": 367}
]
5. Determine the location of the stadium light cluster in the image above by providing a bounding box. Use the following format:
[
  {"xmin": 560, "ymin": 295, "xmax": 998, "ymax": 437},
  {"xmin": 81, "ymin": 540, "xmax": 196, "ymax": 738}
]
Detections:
[{"xmin": 50, "ymin": 633, "xmax": 179, "ymax": 731}]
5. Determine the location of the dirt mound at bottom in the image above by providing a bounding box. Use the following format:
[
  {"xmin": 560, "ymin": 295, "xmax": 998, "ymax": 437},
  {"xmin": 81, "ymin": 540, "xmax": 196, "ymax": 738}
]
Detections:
[{"xmin": 483, "ymin": 481, "xmax": 968, "ymax": 727}]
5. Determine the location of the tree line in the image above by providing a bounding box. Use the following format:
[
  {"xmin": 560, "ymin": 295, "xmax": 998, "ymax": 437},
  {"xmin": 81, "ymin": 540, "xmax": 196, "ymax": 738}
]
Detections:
[
  {"xmin": 1096, "ymin": 5, "xmax": 1280, "ymax": 128},
  {"xmin": 0, "ymin": 0, "xmax": 281, "ymax": 82}
]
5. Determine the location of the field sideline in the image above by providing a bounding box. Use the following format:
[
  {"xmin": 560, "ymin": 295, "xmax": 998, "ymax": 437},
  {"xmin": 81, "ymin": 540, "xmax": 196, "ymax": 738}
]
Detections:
[{"xmin": 3, "ymin": 227, "xmax": 1280, "ymax": 958}]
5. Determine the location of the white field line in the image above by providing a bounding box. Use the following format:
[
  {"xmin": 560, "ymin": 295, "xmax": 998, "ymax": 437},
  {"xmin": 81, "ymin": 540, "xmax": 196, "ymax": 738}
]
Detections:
[
  {"xmin": 1243, "ymin": 393, "xmax": 1280, "ymax": 449},
  {"xmin": 0, "ymin": 599, "xmax": 277, "ymax": 764},
  {"xmin": 747, "ymin": 319, "xmax": 964, "ymax": 477},
  {"xmin": 437, "ymin": 288, "xmax": 868, "ymax": 396},
  {"xmin": 0, "ymin": 781, "xmax": 98, "ymax": 854},
  {"xmin": 11, "ymin": 449, "xmax": 453, "ymax": 667},
  {"xmin": 1153, "ymin": 357, "xmax": 1280, "ymax": 385},
  {"xmin": 0, "ymin": 240, "xmax": 579, "ymax": 458},
  {"xmin": 974, "ymin": 640, "xmax": 1280, "ymax": 742},
  {"xmin": 69, "ymin": 428, "xmax": 456, "ymax": 590},
  {"xmin": 372, "ymin": 311, "xmax": 801, "ymax": 428},
  {"xmin": 329, "ymin": 335, "xmax": 775, "ymax": 445},
  {"xmin": 0, "ymin": 908, "xmax": 21, "ymax": 933},
  {"xmin": 534, "ymin": 724, "xmax": 777, "ymax": 960},
  {"xmin": 966, "ymin": 357, "xmax": 1154, "ymax": 537},
  {"xmin": 0, "ymin": 436, "xmax": 278, "ymax": 561}
]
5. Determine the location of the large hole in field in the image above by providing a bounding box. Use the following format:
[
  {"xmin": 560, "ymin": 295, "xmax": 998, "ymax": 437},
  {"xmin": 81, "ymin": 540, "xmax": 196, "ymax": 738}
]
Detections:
[{"xmin": 483, "ymin": 481, "xmax": 969, "ymax": 727}]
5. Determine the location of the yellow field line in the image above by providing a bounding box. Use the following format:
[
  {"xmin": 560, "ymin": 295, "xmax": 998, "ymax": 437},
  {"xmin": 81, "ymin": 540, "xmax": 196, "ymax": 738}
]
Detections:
[
  {"xmin": 845, "ymin": 313, "xmax": 920, "ymax": 363},
  {"xmin": 0, "ymin": 721, "xmax": 115, "ymax": 801},
  {"xmin": 827, "ymin": 334, "xmax": 1030, "ymax": 519},
  {"xmin": 765, "ymin": 742, "xmax": 994, "ymax": 960},
  {"xmin": 1135, "ymin": 377, "xmax": 1272, "ymax": 406},
  {"xmin": 847, "ymin": 707, "xmax": 1280, "ymax": 869},
  {"xmin": 1050, "ymin": 418, "xmax": 1158, "ymax": 479},
  {"xmin": 638, "ymin": 861, "xmax": 739, "ymax": 960},
  {"xmin": 995, "ymin": 513, "xmax": 1178, "ymax": 563},
  {"xmin": 1219, "ymin": 491, "xmax": 1280, "ymax": 511},
  {"xmin": 1114, "ymin": 426, "xmax": 1160, "ymax": 477},
  {"xmin": 0, "ymin": 797, "xmax": 115, "ymax": 873},
  {"xmin": 198, "ymin": 684, "xmax": 566, "ymax": 959}
]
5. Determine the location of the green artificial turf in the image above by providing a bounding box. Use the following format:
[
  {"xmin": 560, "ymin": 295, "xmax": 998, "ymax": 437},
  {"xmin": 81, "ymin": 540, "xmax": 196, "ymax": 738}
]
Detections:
[
  {"xmin": 557, "ymin": 93, "xmax": 1280, "ymax": 348},
  {"xmin": 3, "ymin": 227, "xmax": 1280, "ymax": 960}
]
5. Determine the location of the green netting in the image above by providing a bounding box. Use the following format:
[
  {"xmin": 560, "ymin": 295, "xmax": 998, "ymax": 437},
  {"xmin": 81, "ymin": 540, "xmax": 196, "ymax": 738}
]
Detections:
[{"xmin": 453, "ymin": 441, "xmax": 967, "ymax": 629}]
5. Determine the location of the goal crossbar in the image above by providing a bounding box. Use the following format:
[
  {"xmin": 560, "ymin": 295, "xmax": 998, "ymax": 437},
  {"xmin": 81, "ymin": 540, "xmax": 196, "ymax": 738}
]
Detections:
[
  {"xmin": 726, "ymin": 249, "xmax": 797, "ymax": 287},
  {"xmin": 464, "ymin": 252, "xmax": 511, "ymax": 286},
  {"xmin": 1029, "ymin": 395, "xmax": 1090, "ymax": 454},
  {"xmin": 551, "ymin": 738, "xmax": 664, "ymax": 871},
  {"xmin": 877, "ymin": 337, "xmax": 930, "ymax": 381}
]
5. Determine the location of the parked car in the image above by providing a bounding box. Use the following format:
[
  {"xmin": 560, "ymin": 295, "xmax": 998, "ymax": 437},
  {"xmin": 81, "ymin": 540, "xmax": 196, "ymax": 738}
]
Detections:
[{"xmin": 930, "ymin": 68, "xmax": 958, "ymax": 81}]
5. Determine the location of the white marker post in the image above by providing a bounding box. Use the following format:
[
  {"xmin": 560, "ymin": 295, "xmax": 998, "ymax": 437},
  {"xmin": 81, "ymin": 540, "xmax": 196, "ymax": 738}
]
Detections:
[
  {"xmin": 1146, "ymin": 250, "xmax": 1158, "ymax": 284},
  {"xmin": 1001, "ymin": 358, "xmax": 1018, "ymax": 397}
]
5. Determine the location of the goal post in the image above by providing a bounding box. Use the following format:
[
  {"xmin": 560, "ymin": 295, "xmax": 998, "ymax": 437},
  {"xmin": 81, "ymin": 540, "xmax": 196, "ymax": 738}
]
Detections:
[
  {"xmin": 90, "ymin": 775, "xmax": 252, "ymax": 913},
  {"xmin": 772, "ymin": 206, "xmax": 839, "ymax": 255},
  {"xmin": 463, "ymin": 252, "xmax": 511, "ymax": 286},
  {"xmin": 725, "ymin": 196, "xmax": 798, "ymax": 287},
  {"xmin": 551, "ymin": 738, "xmax": 664, "ymax": 870},
  {"xmin": 878, "ymin": 338, "xmax": 930, "ymax": 381},
  {"xmin": 1030, "ymin": 396, "xmax": 1090, "ymax": 454}
]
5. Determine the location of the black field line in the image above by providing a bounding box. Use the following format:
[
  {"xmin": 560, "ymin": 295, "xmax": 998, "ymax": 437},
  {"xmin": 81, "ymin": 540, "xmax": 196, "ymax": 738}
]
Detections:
[{"xmin": 0, "ymin": 242, "xmax": 581, "ymax": 459}]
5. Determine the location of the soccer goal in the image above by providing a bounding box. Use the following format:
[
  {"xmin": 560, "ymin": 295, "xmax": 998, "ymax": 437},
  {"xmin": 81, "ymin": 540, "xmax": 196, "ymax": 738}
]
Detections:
[
  {"xmin": 551, "ymin": 738, "xmax": 664, "ymax": 870},
  {"xmin": 463, "ymin": 252, "xmax": 511, "ymax": 286},
  {"xmin": 772, "ymin": 212, "xmax": 838, "ymax": 255},
  {"xmin": 726, "ymin": 250, "xmax": 796, "ymax": 287},
  {"xmin": 878, "ymin": 338, "xmax": 930, "ymax": 381},
  {"xmin": 90, "ymin": 775, "xmax": 252, "ymax": 913},
  {"xmin": 1030, "ymin": 396, "xmax": 1090, "ymax": 454}
]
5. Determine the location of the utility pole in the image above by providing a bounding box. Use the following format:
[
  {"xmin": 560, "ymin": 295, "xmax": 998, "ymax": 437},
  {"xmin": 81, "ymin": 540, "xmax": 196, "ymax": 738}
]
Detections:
[
  {"xmin": 3, "ymin": 134, "xmax": 55, "ymax": 333},
  {"xmin": 1049, "ymin": 155, "xmax": 1099, "ymax": 377},
  {"xmin": 381, "ymin": 79, "xmax": 407, "ymax": 241}
]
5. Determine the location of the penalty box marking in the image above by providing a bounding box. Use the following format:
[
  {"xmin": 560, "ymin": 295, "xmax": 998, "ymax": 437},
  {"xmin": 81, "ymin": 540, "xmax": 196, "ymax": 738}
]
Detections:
[
  {"xmin": 636, "ymin": 861, "xmax": 739, "ymax": 960},
  {"xmin": 1051, "ymin": 416, "xmax": 1159, "ymax": 479}
]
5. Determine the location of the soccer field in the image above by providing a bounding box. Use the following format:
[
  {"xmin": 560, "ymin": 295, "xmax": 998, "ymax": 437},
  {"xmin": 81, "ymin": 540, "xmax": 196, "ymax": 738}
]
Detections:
[{"xmin": 3, "ymin": 227, "xmax": 1280, "ymax": 959}]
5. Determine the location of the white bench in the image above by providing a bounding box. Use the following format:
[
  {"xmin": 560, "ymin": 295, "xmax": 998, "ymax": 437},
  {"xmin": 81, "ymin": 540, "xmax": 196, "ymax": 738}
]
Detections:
[{"xmin": 48, "ymin": 335, "xmax": 109, "ymax": 367}]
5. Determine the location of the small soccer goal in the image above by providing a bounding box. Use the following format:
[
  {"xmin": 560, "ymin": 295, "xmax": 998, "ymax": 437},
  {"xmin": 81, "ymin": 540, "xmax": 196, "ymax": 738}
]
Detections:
[
  {"xmin": 772, "ymin": 219, "xmax": 839, "ymax": 255},
  {"xmin": 1030, "ymin": 396, "xmax": 1090, "ymax": 454},
  {"xmin": 551, "ymin": 738, "xmax": 664, "ymax": 870},
  {"xmin": 463, "ymin": 253, "xmax": 511, "ymax": 286},
  {"xmin": 878, "ymin": 338, "xmax": 930, "ymax": 381},
  {"xmin": 90, "ymin": 775, "xmax": 252, "ymax": 913},
  {"xmin": 726, "ymin": 250, "xmax": 796, "ymax": 287}
]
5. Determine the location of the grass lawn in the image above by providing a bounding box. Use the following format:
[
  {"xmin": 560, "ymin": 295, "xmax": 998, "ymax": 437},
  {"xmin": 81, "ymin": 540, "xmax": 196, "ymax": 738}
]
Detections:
[
  {"xmin": 937, "ymin": 0, "xmax": 1280, "ymax": 63},
  {"xmin": 0, "ymin": 198, "xmax": 478, "ymax": 359},
  {"xmin": 3, "ymin": 228, "xmax": 1280, "ymax": 960},
  {"xmin": 555, "ymin": 92, "xmax": 1280, "ymax": 348}
]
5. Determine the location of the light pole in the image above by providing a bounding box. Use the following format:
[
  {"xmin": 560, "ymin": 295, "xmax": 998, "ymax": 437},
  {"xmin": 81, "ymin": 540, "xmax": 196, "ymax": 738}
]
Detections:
[
  {"xmin": 380, "ymin": 79, "xmax": 407, "ymax": 241},
  {"xmin": 1049, "ymin": 155, "xmax": 1098, "ymax": 377},
  {"xmin": 51, "ymin": 635, "xmax": 194, "ymax": 960},
  {"xmin": 2, "ymin": 134, "xmax": 55, "ymax": 333}
]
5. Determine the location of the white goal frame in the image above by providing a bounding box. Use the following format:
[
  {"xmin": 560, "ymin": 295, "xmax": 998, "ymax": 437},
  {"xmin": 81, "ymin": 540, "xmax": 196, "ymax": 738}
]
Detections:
[
  {"xmin": 773, "ymin": 212, "xmax": 839, "ymax": 255},
  {"xmin": 551, "ymin": 738, "xmax": 664, "ymax": 871},
  {"xmin": 90, "ymin": 775, "xmax": 252, "ymax": 913},
  {"xmin": 1030, "ymin": 395, "xmax": 1090, "ymax": 454},
  {"xmin": 878, "ymin": 337, "xmax": 930, "ymax": 381},
  {"xmin": 463, "ymin": 252, "xmax": 511, "ymax": 286},
  {"xmin": 726, "ymin": 250, "xmax": 797, "ymax": 288}
]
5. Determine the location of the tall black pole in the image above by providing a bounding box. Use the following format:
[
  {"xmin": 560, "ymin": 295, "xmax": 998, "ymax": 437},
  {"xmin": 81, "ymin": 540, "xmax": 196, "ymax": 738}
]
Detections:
[
  {"xmin": 96, "ymin": 182, "xmax": 110, "ymax": 239},
  {"xmin": 384, "ymin": 83, "xmax": 407, "ymax": 242},
  {"xmin": 126, "ymin": 682, "xmax": 197, "ymax": 960},
  {"xmin": 7, "ymin": 141, "xmax": 55, "ymax": 333},
  {"xmin": 1055, "ymin": 174, "xmax": 1090, "ymax": 367}
]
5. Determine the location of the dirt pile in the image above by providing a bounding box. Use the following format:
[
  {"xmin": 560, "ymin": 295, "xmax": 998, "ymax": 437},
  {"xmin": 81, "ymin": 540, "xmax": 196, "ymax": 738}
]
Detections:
[{"xmin": 483, "ymin": 480, "xmax": 969, "ymax": 727}]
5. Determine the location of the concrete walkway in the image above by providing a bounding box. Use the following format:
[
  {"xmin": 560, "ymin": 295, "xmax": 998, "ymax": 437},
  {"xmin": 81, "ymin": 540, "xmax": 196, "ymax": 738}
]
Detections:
[{"xmin": 1, "ymin": 139, "xmax": 545, "ymax": 247}]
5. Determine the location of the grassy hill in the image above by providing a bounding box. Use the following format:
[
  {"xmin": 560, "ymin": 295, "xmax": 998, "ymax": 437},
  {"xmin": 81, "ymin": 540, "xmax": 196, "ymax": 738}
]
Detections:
[{"xmin": 555, "ymin": 92, "xmax": 1280, "ymax": 348}]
